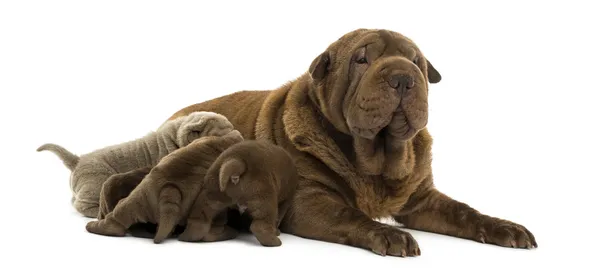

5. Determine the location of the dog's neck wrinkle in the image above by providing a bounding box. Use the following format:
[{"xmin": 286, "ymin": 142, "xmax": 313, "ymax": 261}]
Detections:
[
  {"xmin": 307, "ymin": 83, "xmax": 413, "ymax": 179},
  {"xmin": 284, "ymin": 84, "xmax": 370, "ymax": 189},
  {"xmin": 287, "ymin": 80, "xmax": 423, "ymax": 182},
  {"xmin": 305, "ymin": 81, "xmax": 357, "ymax": 159},
  {"xmin": 307, "ymin": 77, "xmax": 351, "ymax": 135}
]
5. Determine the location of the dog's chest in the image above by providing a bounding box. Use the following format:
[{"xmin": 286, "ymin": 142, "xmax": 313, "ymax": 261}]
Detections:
[{"xmin": 352, "ymin": 175, "xmax": 417, "ymax": 219}]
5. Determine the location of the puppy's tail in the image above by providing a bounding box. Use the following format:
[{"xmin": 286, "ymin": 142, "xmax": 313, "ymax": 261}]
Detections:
[
  {"xmin": 154, "ymin": 185, "xmax": 182, "ymax": 244},
  {"xmin": 36, "ymin": 143, "xmax": 80, "ymax": 171},
  {"xmin": 208, "ymin": 157, "xmax": 246, "ymax": 192}
]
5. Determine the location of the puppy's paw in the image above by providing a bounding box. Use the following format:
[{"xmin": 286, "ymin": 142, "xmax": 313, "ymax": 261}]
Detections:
[
  {"xmin": 250, "ymin": 220, "xmax": 281, "ymax": 247},
  {"xmin": 366, "ymin": 225, "xmax": 420, "ymax": 257},
  {"xmin": 255, "ymin": 235, "xmax": 282, "ymax": 247},
  {"xmin": 177, "ymin": 230, "xmax": 205, "ymax": 242},
  {"xmin": 477, "ymin": 217, "xmax": 537, "ymax": 249},
  {"xmin": 203, "ymin": 226, "xmax": 239, "ymax": 242},
  {"xmin": 85, "ymin": 220, "xmax": 126, "ymax": 237}
]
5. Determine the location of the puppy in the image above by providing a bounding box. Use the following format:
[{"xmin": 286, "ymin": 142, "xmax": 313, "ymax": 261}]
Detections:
[
  {"xmin": 85, "ymin": 130, "xmax": 245, "ymax": 243},
  {"xmin": 154, "ymin": 140, "xmax": 299, "ymax": 247},
  {"xmin": 37, "ymin": 111, "xmax": 235, "ymax": 218}
]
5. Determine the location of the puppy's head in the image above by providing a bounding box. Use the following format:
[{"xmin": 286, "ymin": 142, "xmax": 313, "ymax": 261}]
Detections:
[
  {"xmin": 308, "ymin": 29, "xmax": 441, "ymax": 141},
  {"xmin": 175, "ymin": 111, "xmax": 236, "ymax": 147}
]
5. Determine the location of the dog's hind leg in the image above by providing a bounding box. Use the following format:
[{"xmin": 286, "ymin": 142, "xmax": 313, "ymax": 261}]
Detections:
[
  {"xmin": 177, "ymin": 197, "xmax": 216, "ymax": 242},
  {"xmin": 74, "ymin": 180, "xmax": 105, "ymax": 218},
  {"xmin": 74, "ymin": 198, "xmax": 100, "ymax": 218},
  {"xmin": 86, "ymin": 194, "xmax": 148, "ymax": 237},
  {"xmin": 247, "ymin": 193, "xmax": 281, "ymax": 247},
  {"xmin": 202, "ymin": 210, "xmax": 238, "ymax": 242},
  {"xmin": 71, "ymin": 164, "xmax": 113, "ymax": 218},
  {"xmin": 154, "ymin": 186, "xmax": 183, "ymax": 243},
  {"xmin": 275, "ymin": 200, "xmax": 293, "ymax": 236},
  {"xmin": 98, "ymin": 167, "xmax": 151, "ymax": 219}
]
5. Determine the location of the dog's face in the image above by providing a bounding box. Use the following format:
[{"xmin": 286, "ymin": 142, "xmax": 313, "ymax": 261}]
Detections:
[
  {"xmin": 308, "ymin": 29, "xmax": 441, "ymax": 141},
  {"xmin": 176, "ymin": 111, "xmax": 236, "ymax": 147}
]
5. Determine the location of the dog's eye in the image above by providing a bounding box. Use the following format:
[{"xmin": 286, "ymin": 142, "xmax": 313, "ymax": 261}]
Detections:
[
  {"xmin": 413, "ymin": 56, "xmax": 420, "ymax": 66},
  {"xmin": 356, "ymin": 47, "xmax": 368, "ymax": 64}
]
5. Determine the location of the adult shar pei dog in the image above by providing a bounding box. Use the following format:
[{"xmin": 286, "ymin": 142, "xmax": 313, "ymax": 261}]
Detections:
[{"xmin": 167, "ymin": 28, "xmax": 537, "ymax": 256}]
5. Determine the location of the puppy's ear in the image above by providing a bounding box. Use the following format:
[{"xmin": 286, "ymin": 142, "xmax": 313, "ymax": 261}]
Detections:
[
  {"xmin": 176, "ymin": 120, "xmax": 208, "ymax": 147},
  {"xmin": 224, "ymin": 130, "xmax": 244, "ymax": 143},
  {"xmin": 426, "ymin": 59, "xmax": 442, "ymax": 83},
  {"xmin": 217, "ymin": 158, "xmax": 246, "ymax": 192},
  {"xmin": 219, "ymin": 176, "xmax": 240, "ymax": 192},
  {"xmin": 309, "ymin": 51, "xmax": 331, "ymax": 81}
]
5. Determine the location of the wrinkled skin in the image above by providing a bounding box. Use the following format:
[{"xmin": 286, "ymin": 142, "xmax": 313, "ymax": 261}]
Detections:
[
  {"xmin": 166, "ymin": 28, "xmax": 537, "ymax": 257},
  {"xmin": 310, "ymin": 30, "xmax": 432, "ymax": 142}
]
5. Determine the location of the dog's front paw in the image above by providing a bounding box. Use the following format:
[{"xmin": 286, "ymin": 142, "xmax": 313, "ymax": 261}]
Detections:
[
  {"xmin": 366, "ymin": 224, "xmax": 420, "ymax": 257},
  {"xmin": 477, "ymin": 217, "xmax": 537, "ymax": 249}
]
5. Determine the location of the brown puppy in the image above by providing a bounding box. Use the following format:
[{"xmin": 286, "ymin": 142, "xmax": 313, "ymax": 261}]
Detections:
[
  {"xmin": 153, "ymin": 140, "xmax": 298, "ymax": 246},
  {"xmin": 96, "ymin": 166, "xmax": 177, "ymax": 239},
  {"xmin": 165, "ymin": 28, "xmax": 537, "ymax": 257},
  {"xmin": 85, "ymin": 130, "xmax": 244, "ymax": 243}
]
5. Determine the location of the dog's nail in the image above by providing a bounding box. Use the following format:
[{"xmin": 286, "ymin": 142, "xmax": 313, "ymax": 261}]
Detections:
[
  {"xmin": 401, "ymin": 250, "xmax": 406, "ymax": 257},
  {"xmin": 526, "ymin": 242, "xmax": 532, "ymax": 249},
  {"xmin": 510, "ymin": 240, "xmax": 517, "ymax": 248}
]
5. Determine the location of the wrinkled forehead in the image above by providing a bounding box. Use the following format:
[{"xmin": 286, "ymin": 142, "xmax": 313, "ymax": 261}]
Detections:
[
  {"xmin": 186, "ymin": 111, "xmax": 225, "ymax": 122},
  {"xmin": 330, "ymin": 29, "xmax": 420, "ymax": 58}
]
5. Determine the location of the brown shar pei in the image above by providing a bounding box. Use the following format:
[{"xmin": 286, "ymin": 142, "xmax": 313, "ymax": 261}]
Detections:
[{"xmin": 166, "ymin": 28, "xmax": 537, "ymax": 257}]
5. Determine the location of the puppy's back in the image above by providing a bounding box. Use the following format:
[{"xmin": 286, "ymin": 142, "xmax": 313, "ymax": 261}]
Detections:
[{"xmin": 209, "ymin": 140, "xmax": 298, "ymax": 192}]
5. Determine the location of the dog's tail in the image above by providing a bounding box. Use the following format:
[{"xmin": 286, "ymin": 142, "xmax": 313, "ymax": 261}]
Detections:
[
  {"xmin": 36, "ymin": 143, "xmax": 80, "ymax": 171},
  {"xmin": 154, "ymin": 185, "xmax": 182, "ymax": 244},
  {"xmin": 207, "ymin": 157, "xmax": 246, "ymax": 192}
]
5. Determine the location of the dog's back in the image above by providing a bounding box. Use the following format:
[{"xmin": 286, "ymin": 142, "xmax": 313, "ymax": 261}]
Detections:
[{"xmin": 207, "ymin": 140, "xmax": 298, "ymax": 199}]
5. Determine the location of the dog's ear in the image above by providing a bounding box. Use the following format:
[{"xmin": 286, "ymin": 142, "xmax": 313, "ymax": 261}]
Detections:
[
  {"xmin": 309, "ymin": 51, "xmax": 331, "ymax": 81},
  {"xmin": 426, "ymin": 59, "xmax": 442, "ymax": 84},
  {"xmin": 217, "ymin": 158, "xmax": 245, "ymax": 192},
  {"xmin": 223, "ymin": 130, "xmax": 244, "ymax": 143},
  {"xmin": 176, "ymin": 120, "xmax": 208, "ymax": 147}
]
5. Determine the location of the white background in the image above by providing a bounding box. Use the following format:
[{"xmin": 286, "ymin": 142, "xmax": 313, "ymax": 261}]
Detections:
[{"xmin": 1, "ymin": 1, "xmax": 598, "ymax": 272}]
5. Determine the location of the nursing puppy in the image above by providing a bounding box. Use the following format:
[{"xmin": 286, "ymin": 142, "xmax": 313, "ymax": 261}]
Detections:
[
  {"xmin": 153, "ymin": 140, "xmax": 299, "ymax": 247},
  {"xmin": 85, "ymin": 130, "xmax": 245, "ymax": 243},
  {"xmin": 37, "ymin": 111, "xmax": 234, "ymax": 218}
]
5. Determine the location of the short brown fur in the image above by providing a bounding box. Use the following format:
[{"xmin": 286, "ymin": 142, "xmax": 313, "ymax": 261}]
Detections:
[
  {"xmin": 171, "ymin": 140, "xmax": 299, "ymax": 246},
  {"xmin": 85, "ymin": 130, "xmax": 244, "ymax": 243}
]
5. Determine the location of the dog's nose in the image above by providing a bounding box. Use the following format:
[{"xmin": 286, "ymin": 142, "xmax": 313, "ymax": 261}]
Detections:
[{"xmin": 388, "ymin": 74, "xmax": 414, "ymax": 92}]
